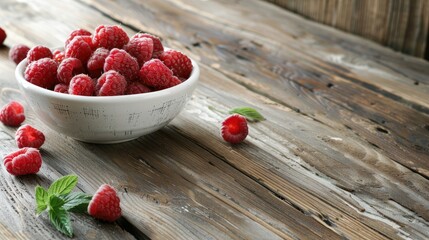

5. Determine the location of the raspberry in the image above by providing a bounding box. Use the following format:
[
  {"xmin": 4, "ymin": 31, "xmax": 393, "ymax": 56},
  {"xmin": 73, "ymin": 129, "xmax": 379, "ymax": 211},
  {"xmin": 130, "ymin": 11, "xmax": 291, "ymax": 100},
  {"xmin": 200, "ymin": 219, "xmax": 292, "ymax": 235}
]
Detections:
[
  {"xmin": 139, "ymin": 59, "xmax": 176, "ymax": 89},
  {"xmin": 0, "ymin": 101, "xmax": 25, "ymax": 127},
  {"xmin": 54, "ymin": 83, "xmax": 69, "ymax": 94},
  {"xmin": 104, "ymin": 48, "xmax": 139, "ymax": 82},
  {"xmin": 131, "ymin": 33, "xmax": 163, "ymax": 57},
  {"xmin": 15, "ymin": 124, "xmax": 45, "ymax": 149},
  {"xmin": 65, "ymin": 36, "xmax": 92, "ymax": 65},
  {"xmin": 155, "ymin": 76, "xmax": 182, "ymax": 91},
  {"xmin": 57, "ymin": 58, "xmax": 84, "ymax": 85},
  {"xmin": 9, "ymin": 44, "xmax": 30, "ymax": 65},
  {"xmin": 88, "ymin": 184, "xmax": 121, "ymax": 222},
  {"xmin": 87, "ymin": 47, "xmax": 109, "ymax": 78},
  {"xmin": 123, "ymin": 37, "xmax": 153, "ymax": 67},
  {"xmin": 125, "ymin": 82, "xmax": 151, "ymax": 95},
  {"xmin": 65, "ymin": 29, "xmax": 92, "ymax": 48},
  {"xmin": 24, "ymin": 58, "xmax": 59, "ymax": 89},
  {"xmin": 68, "ymin": 74, "xmax": 94, "ymax": 96},
  {"xmin": 159, "ymin": 50, "xmax": 193, "ymax": 79},
  {"xmin": 75, "ymin": 35, "xmax": 96, "ymax": 50},
  {"xmin": 0, "ymin": 27, "xmax": 6, "ymax": 45},
  {"xmin": 96, "ymin": 70, "xmax": 127, "ymax": 96},
  {"xmin": 93, "ymin": 25, "xmax": 129, "ymax": 50},
  {"xmin": 221, "ymin": 114, "xmax": 248, "ymax": 144},
  {"xmin": 3, "ymin": 147, "xmax": 42, "ymax": 176},
  {"xmin": 27, "ymin": 46, "xmax": 53, "ymax": 63},
  {"xmin": 52, "ymin": 50, "xmax": 65, "ymax": 63}
]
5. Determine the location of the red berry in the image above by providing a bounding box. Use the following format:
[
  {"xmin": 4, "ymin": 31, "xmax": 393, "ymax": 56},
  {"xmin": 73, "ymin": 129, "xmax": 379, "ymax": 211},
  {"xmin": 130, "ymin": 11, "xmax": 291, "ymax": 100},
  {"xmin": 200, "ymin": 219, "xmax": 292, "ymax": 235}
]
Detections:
[
  {"xmin": 24, "ymin": 58, "xmax": 59, "ymax": 89},
  {"xmin": 57, "ymin": 58, "xmax": 84, "ymax": 85},
  {"xmin": 159, "ymin": 49, "xmax": 193, "ymax": 79},
  {"xmin": 93, "ymin": 25, "xmax": 129, "ymax": 50},
  {"xmin": 15, "ymin": 124, "xmax": 45, "ymax": 149},
  {"xmin": 3, "ymin": 147, "xmax": 42, "ymax": 176},
  {"xmin": 9, "ymin": 44, "xmax": 30, "ymax": 65},
  {"xmin": 96, "ymin": 70, "xmax": 127, "ymax": 96},
  {"xmin": 0, "ymin": 101, "xmax": 25, "ymax": 127},
  {"xmin": 27, "ymin": 46, "xmax": 53, "ymax": 63},
  {"xmin": 54, "ymin": 83, "xmax": 69, "ymax": 94},
  {"xmin": 221, "ymin": 114, "xmax": 248, "ymax": 144},
  {"xmin": 52, "ymin": 50, "xmax": 65, "ymax": 63},
  {"xmin": 139, "ymin": 59, "xmax": 175, "ymax": 89},
  {"xmin": 65, "ymin": 36, "xmax": 92, "ymax": 65},
  {"xmin": 65, "ymin": 29, "xmax": 91, "ymax": 48},
  {"xmin": 104, "ymin": 48, "xmax": 139, "ymax": 82},
  {"xmin": 123, "ymin": 37, "xmax": 153, "ymax": 67},
  {"xmin": 88, "ymin": 184, "xmax": 121, "ymax": 222},
  {"xmin": 0, "ymin": 27, "xmax": 6, "ymax": 45},
  {"xmin": 68, "ymin": 74, "xmax": 94, "ymax": 96},
  {"xmin": 87, "ymin": 47, "xmax": 109, "ymax": 78},
  {"xmin": 125, "ymin": 82, "xmax": 151, "ymax": 95},
  {"xmin": 75, "ymin": 35, "xmax": 96, "ymax": 50},
  {"xmin": 155, "ymin": 76, "xmax": 182, "ymax": 91},
  {"xmin": 131, "ymin": 33, "xmax": 163, "ymax": 58}
]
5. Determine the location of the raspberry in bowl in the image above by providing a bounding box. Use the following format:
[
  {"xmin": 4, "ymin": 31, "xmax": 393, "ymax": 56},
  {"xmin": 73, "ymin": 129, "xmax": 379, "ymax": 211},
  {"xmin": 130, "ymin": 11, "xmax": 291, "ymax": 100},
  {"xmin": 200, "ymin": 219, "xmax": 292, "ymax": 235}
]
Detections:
[{"xmin": 14, "ymin": 26, "xmax": 199, "ymax": 144}]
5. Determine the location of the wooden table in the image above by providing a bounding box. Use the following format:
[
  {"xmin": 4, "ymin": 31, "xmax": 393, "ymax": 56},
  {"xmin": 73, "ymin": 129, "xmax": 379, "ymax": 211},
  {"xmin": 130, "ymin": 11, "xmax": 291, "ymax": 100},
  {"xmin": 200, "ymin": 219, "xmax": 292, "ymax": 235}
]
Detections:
[{"xmin": 0, "ymin": 0, "xmax": 428, "ymax": 239}]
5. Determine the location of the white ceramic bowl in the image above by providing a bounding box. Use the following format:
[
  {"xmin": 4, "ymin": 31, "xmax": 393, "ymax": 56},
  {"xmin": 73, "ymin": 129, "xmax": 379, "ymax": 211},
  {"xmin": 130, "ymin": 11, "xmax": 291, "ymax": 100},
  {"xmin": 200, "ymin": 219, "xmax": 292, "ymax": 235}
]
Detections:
[{"xmin": 15, "ymin": 55, "xmax": 199, "ymax": 144}]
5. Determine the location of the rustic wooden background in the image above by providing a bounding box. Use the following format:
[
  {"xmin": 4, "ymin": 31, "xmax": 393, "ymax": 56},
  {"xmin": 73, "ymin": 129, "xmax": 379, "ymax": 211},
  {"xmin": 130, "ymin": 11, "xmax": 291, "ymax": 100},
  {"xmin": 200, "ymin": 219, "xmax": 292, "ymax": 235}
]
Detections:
[
  {"xmin": 0, "ymin": 0, "xmax": 428, "ymax": 239},
  {"xmin": 265, "ymin": 0, "xmax": 429, "ymax": 59}
]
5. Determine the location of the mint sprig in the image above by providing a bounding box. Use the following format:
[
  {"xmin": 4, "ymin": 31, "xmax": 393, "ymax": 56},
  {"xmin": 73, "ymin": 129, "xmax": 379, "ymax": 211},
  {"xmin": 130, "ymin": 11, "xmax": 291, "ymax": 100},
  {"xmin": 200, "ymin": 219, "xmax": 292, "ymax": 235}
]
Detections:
[
  {"xmin": 35, "ymin": 175, "xmax": 92, "ymax": 237},
  {"xmin": 229, "ymin": 107, "xmax": 265, "ymax": 122}
]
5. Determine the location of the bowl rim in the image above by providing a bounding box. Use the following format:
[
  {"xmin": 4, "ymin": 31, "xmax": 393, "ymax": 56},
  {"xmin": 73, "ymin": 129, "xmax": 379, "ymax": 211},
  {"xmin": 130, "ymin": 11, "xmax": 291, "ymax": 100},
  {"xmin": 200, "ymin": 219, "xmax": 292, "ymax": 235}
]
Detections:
[{"xmin": 15, "ymin": 49, "xmax": 200, "ymax": 103}]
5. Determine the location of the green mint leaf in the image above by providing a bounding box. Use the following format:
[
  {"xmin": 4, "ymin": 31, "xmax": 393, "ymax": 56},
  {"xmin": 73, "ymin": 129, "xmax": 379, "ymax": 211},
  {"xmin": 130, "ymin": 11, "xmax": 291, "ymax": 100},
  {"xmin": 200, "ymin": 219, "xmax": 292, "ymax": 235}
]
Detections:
[
  {"xmin": 35, "ymin": 186, "xmax": 49, "ymax": 214},
  {"xmin": 48, "ymin": 195, "xmax": 65, "ymax": 210},
  {"xmin": 48, "ymin": 175, "xmax": 78, "ymax": 196},
  {"xmin": 229, "ymin": 107, "xmax": 265, "ymax": 122},
  {"xmin": 60, "ymin": 192, "xmax": 92, "ymax": 213},
  {"xmin": 49, "ymin": 206, "xmax": 73, "ymax": 237}
]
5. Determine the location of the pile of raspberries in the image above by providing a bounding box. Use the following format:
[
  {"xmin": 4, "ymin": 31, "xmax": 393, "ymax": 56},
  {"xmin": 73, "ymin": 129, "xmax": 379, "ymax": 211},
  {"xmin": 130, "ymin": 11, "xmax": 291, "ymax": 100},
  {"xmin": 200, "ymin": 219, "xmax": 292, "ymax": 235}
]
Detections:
[{"xmin": 11, "ymin": 25, "xmax": 193, "ymax": 96}]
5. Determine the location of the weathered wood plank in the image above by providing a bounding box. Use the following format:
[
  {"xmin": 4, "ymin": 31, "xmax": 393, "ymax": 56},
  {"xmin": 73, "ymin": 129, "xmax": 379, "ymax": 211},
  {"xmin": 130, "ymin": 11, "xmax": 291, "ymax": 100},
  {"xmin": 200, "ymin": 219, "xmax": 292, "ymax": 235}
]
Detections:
[{"xmin": 265, "ymin": 0, "xmax": 429, "ymax": 59}]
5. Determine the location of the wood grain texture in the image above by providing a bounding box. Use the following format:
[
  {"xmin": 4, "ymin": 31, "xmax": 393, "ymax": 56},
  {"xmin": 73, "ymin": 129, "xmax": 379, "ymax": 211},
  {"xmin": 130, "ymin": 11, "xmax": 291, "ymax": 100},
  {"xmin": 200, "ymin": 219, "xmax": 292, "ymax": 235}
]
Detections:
[
  {"xmin": 264, "ymin": 0, "xmax": 429, "ymax": 59},
  {"xmin": 0, "ymin": 0, "xmax": 428, "ymax": 239}
]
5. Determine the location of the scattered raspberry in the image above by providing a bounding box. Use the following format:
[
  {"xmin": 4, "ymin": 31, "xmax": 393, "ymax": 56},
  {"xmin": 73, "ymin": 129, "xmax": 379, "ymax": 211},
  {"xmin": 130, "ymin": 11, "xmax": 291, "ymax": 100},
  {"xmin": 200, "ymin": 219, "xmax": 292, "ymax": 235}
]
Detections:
[
  {"xmin": 54, "ymin": 83, "xmax": 69, "ymax": 94},
  {"xmin": 9, "ymin": 44, "xmax": 30, "ymax": 65},
  {"xmin": 221, "ymin": 114, "xmax": 248, "ymax": 144},
  {"xmin": 52, "ymin": 50, "xmax": 65, "ymax": 63},
  {"xmin": 15, "ymin": 124, "xmax": 45, "ymax": 149},
  {"xmin": 104, "ymin": 48, "xmax": 139, "ymax": 81},
  {"xmin": 65, "ymin": 29, "xmax": 92, "ymax": 48},
  {"xmin": 68, "ymin": 74, "xmax": 94, "ymax": 96},
  {"xmin": 96, "ymin": 70, "xmax": 127, "ymax": 96},
  {"xmin": 0, "ymin": 27, "xmax": 6, "ymax": 45},
  {"xmin": 65, "ymin": 37, "xmax": 92, "ymax": 65},
  {"xmin": 0, "ymin": 101, "xmax": 25, "ymax": 127},
  {"xmin": 3, "ymin": 147, "xmax": 42, "ymax": 176},
  {"xmin": 87, "ymin": 47, "xmax": 109, "ymax": 78},
  {"xmin": 27, "ymin": 46, "xmax": 53, "ymax": 63},
  {"xmin": 88, "ymin": 184, "xmax": 121, "ymax": 222},
  {"xmin": 24, "ymin": 58, "xmax": 59, "ymax": 89},
  {"xmin": 57, "ymin": 58, "xmax": 84, "ymax": 85},
  {"xmin": 131, "ymin": 33, "xmax": 163, "ymax": 57},
  {"xmin": 125, "ymin": 82, "xmax": 151, "ymax": 95},
  {"xmin": 139, "ymin": 59, "xmax": 177, "ymax": 89},
  {"xmin": 93, "ymin": 25, "xmax": 129, "ymax": 50},
  {"xmin": 159, "ymin": 49, "xmax": 193, "ymax": 79},
  {"xmin": 123, "ymin": 37, "xmax": 153, "ymax": 67}
]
